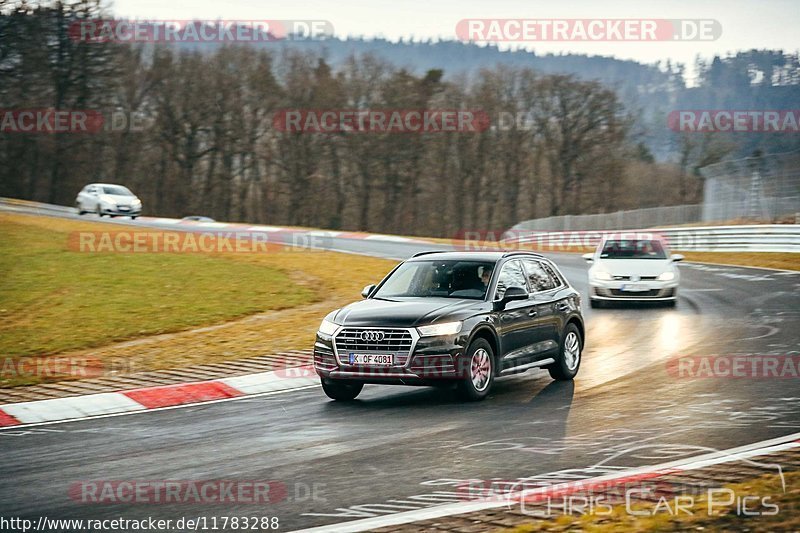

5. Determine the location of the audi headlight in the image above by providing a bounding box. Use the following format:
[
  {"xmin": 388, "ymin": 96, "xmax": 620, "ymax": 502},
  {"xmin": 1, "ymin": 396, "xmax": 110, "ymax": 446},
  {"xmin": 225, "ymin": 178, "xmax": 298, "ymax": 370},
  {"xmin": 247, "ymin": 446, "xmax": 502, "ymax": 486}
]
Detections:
[
  {"xmin": 657, "ymin": 271, "xmax": 675, "ymax": 281},
  {"xmin": 131, "ymin": 198, "xmax": 142, "ymax": 207},
  {"xmin": 417, "ymin": 321, "xmax": 462, "ymax": 337},
  {"xmin": 317, "ymin": 319, "xmax": 338, "ymax": 338},
  {"xmin": 592, "ymin": 270, "xmax": 612, "ymax": 281}
]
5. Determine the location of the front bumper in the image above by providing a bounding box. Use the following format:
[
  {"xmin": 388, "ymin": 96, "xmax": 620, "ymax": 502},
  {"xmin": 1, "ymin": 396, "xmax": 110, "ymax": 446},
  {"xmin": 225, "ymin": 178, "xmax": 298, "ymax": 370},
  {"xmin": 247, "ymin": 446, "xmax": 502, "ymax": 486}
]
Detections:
[
  {"xmin": 314, "ymin": 330, "xmax": 468, "ymax": 385},
  {"xmin": 590, "ymin": 280, "xmax": 678, "ymax": 301},
  {"xmin": 101, "ymin": 205, "xmax": 141, "ymax": 216}
]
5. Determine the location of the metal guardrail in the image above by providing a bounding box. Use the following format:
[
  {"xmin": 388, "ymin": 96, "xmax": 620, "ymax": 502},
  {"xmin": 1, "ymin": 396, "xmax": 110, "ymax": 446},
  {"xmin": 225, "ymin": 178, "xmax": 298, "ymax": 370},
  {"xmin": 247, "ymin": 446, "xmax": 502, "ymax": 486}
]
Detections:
[
  {"xmin": 501, "ymin": 225, "xmax": 800, "ymax": 253},
  {"xmin": 2, "ymin": 198, "xmax": 798, "ymax": 253}
]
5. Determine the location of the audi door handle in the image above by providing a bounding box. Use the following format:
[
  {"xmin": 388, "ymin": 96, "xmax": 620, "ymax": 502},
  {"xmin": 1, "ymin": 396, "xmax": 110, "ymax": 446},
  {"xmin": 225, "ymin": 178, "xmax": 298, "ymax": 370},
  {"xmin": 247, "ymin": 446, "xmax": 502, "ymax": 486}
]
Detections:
[{"xmin": 528, "ymin": 310, "xmax": 538, "ymax": 317}]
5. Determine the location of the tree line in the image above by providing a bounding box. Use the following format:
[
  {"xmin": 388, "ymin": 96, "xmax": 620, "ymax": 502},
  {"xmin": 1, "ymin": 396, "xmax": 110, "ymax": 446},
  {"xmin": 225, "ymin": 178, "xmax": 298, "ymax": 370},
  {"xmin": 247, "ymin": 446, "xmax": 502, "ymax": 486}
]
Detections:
[{"xmin": 1, "ymin": 1, "xmax": 745, "ymax": 236}]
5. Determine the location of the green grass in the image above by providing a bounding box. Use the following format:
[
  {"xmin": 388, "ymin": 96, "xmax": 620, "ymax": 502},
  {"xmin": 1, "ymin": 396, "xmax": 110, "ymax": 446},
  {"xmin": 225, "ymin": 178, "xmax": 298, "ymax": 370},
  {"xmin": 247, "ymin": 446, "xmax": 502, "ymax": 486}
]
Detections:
[{"xmin": 0, "ymin": 219, "xmax": 313, "ymax": 358}]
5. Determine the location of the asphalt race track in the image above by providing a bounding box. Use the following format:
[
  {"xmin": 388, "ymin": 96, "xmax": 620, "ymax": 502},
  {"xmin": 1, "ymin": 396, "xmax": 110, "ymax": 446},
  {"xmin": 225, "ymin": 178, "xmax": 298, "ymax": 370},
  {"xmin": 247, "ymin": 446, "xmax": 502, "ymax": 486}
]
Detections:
[{"xmin": 1, "ymin": 204, "xmax": 799, "ymax": 531}]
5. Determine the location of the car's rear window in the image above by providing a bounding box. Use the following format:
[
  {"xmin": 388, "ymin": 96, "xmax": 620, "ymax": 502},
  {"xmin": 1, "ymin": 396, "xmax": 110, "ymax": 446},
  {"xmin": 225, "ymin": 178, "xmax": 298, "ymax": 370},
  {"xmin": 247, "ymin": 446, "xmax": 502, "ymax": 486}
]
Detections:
[{"xmin": 600, "ymin": 240, "xmax": 667, "ymax": 259}]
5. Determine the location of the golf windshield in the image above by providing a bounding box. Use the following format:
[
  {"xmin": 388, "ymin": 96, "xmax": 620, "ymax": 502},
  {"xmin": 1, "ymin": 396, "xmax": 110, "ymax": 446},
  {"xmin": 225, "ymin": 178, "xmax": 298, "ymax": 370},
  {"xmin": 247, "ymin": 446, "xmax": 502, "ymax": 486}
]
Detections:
[
  {"xmin": 600, "ymin": 239, "xmax": 667, "ymax": 259},
  {"xmin": 102, "ymin": 186, "xmax": 134, "ymax": 196}
]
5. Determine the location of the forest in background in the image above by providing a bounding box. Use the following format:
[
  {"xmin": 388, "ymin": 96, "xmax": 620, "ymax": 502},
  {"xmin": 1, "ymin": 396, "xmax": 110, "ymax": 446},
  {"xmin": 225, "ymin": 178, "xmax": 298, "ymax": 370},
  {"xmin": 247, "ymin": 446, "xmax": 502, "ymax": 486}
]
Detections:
[{"xmin": 1, "ymin": 1, "xmax": 799, "ymax": 235}]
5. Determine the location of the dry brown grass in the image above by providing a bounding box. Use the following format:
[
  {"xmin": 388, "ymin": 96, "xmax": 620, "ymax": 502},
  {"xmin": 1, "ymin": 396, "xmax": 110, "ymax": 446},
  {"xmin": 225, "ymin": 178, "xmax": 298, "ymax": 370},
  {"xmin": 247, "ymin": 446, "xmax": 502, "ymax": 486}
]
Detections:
[{"xmin": 679, "ymin": 252, "xmax": 799, "ymax": 271}]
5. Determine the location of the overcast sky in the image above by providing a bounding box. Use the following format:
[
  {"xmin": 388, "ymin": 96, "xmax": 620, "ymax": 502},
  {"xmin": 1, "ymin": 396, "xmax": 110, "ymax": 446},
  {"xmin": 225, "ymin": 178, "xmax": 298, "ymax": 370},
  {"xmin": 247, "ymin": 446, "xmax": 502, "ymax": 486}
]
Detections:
[{"xmin": 110, "ymin": 0, "xmax": 799, "ymax": 74}]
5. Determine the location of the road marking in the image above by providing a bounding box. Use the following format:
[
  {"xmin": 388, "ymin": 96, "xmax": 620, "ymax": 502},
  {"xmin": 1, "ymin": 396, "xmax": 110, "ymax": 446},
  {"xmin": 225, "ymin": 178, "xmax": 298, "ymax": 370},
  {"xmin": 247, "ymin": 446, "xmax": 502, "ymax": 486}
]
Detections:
[
  {"xmin": 364, "ymin": 235, "xmax": 413, "ymax": 242},
  {"xmin": 291, "ymin": 433, "xmax": 800, "ymax": 533},
  {"xmin": 195, "ymin": 222, "xmax": 230, "ymax": 228},
  {"xmin": 245, "ymin": 225, "xmax": 285, "ymax": 232}
]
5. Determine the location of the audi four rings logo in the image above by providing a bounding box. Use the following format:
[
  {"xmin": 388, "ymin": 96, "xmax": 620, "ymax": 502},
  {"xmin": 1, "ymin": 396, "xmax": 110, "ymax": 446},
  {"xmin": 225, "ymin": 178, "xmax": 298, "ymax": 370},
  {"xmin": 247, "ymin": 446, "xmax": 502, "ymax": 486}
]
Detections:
[{"xmin": 361, "ymin": 331, "xmax": 385, "ymax": 342}]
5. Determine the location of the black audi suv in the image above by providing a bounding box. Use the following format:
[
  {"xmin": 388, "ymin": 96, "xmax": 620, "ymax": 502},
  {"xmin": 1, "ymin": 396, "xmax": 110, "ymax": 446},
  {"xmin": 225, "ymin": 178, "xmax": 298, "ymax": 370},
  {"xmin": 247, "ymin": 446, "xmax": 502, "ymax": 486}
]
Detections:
[{"xmin": 314, "ymin": 251, "xmax": 585, "ymax": 401}]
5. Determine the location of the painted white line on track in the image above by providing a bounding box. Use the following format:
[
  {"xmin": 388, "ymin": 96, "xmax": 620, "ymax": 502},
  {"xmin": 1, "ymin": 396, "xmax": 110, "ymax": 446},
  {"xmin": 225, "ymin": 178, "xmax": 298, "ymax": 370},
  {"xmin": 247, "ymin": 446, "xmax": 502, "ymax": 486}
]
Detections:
[
  {"xmin": 290, "ymin": 433, "xmax": 800, "ymax": 533},
  {"xmin": 195, "ymin": 222, "xmax": 230, "ymax": 228},
  {"xmin": 365, "ymin": 235, "xmax": 413, "ymax": 242},
  {"xmin": 245, "ymin": 225, "xmax": 285, "ymax": 232}
]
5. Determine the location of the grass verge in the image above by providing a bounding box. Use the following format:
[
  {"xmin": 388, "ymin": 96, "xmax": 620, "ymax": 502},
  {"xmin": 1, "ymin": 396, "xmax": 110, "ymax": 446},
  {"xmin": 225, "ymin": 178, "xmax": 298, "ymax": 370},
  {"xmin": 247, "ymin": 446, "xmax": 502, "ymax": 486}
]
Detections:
[
  {"xmin": 679, "ymin": 251, "xmax": 799, "ymax": 272},
  {"xmin": 0, "ymin": 213, "xmax": 396, "ymax": 386}
]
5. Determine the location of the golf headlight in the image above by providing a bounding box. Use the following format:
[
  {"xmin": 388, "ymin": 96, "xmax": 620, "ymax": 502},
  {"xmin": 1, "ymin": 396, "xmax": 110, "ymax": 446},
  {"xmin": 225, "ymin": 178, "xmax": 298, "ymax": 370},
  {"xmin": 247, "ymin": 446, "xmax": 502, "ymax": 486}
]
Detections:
[
  {"xmin": 100, "ymin": 195, "xmax": 116, "ymax": 205},
  {"xmin": 657, "ymin": 271, "xmax": 675, "ymax": 281},
  {"xmin": 417, "ymin": 321, "xmax": 462, "ymax": 337},
  {"xmin": 131, "ymin": 198, "xmax": 142, "ymax": 207},
  {"xmin": 592, "ymin": 270, "xmax": 612, "ymax": 281}
]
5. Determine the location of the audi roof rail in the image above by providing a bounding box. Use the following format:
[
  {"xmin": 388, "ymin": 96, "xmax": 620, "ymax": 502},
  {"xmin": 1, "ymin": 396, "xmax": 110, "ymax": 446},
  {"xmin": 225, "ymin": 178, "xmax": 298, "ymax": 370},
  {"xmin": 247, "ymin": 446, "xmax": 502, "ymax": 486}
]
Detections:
[
  {"xmin": 501, "ymin": 250, "xmax": 545, "ymax": 259},
  {"xmin": 411, "ymin": 250, "xmax": 449, "ymax": 258}
]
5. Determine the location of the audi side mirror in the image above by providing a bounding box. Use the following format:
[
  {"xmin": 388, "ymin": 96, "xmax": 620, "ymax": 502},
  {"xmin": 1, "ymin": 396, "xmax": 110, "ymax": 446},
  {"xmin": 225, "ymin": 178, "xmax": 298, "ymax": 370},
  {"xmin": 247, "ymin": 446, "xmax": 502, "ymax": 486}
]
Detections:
[
  {"xmin": 361, "ymin": 284, "xmax": 376, "ymax": 298},
  {"xmin": 582, "ymin": 253, "xmax": 594, "ymax": 263},
  {"xmin": 493, "ymin": 285, "xmax": 528, "ymax": 311},
  {"xmin": 671, "ymin": 254, "xmax": 684, "ymax": 262}
]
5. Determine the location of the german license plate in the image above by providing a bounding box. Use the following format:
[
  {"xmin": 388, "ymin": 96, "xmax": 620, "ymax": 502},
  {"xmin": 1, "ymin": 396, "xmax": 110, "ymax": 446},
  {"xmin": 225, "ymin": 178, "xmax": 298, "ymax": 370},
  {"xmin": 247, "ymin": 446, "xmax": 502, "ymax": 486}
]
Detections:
[
  {"xmin": 349, "ymin": 353, "xmax": 393, "ymax": 366},
  {"xmin": 620, "ymin": 284, "xmax": 648, "ymax": 292}
]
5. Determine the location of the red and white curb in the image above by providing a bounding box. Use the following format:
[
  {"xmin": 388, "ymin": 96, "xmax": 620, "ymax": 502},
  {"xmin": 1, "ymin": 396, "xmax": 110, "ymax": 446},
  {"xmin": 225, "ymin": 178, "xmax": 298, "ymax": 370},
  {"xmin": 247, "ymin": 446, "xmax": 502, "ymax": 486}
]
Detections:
[
  {"xmin": 0, "ymin": 369, "xmax": 319, "ymax": 427},
  {"xmin": 292, "ymin": 432, "xmax": 800, "ymax": 533}
]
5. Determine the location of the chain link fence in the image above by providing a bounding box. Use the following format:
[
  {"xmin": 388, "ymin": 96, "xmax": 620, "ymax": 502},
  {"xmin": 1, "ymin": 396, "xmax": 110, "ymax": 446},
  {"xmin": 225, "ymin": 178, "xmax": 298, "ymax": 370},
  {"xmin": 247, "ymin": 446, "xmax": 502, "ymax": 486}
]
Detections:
[
  {"xmin": 700, "ymin": 150, "xmax": 800, "ymax": 223},
  {"xmin": 511, "ymin": 150, "xmax": 800, "ymax": 232}
]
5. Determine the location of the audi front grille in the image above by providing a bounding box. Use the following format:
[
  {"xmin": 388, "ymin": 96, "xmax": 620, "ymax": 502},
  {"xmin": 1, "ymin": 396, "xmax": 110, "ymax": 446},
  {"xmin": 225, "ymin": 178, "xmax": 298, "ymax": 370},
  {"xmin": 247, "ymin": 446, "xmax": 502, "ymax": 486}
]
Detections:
[{"xmin": 333, "ymin": 328, "xmax": 416, "ymax": 366}]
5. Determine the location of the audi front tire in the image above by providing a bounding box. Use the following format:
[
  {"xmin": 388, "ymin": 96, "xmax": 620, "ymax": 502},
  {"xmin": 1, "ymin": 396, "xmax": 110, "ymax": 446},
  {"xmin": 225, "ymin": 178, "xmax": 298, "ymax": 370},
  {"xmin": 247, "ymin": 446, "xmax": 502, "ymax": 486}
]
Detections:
[{"xmin": 321, "ymin": 379, "xmax": 363, "ymax": 401}]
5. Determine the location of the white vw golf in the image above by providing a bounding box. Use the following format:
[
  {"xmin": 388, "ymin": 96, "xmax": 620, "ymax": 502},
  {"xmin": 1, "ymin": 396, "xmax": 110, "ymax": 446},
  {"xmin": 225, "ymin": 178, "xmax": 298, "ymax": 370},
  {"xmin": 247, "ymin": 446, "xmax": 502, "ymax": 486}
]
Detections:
[{"xmin": 583, "ymin": 235, "xmax": 683, "ymax": 307}]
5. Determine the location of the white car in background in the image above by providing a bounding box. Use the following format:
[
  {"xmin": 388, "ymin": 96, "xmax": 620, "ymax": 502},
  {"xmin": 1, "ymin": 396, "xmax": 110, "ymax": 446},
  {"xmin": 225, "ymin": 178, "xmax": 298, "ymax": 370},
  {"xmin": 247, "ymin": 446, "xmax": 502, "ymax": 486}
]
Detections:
[
  {"xmin": 583, "ymin": 235, "xmax": 683, "ymax": 307},
  {"xmin": 76, "ymin": 183, "xmax": 142, "ymax": 219}
]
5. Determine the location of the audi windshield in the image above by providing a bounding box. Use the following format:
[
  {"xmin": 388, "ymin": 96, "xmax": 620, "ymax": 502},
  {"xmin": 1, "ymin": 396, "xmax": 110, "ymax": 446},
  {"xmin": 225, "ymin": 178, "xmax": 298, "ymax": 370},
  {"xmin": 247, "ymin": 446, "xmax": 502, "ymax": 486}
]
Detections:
[{"xmin": 373, "ymin": 260, "xmax": 495, "ymax": 300}]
